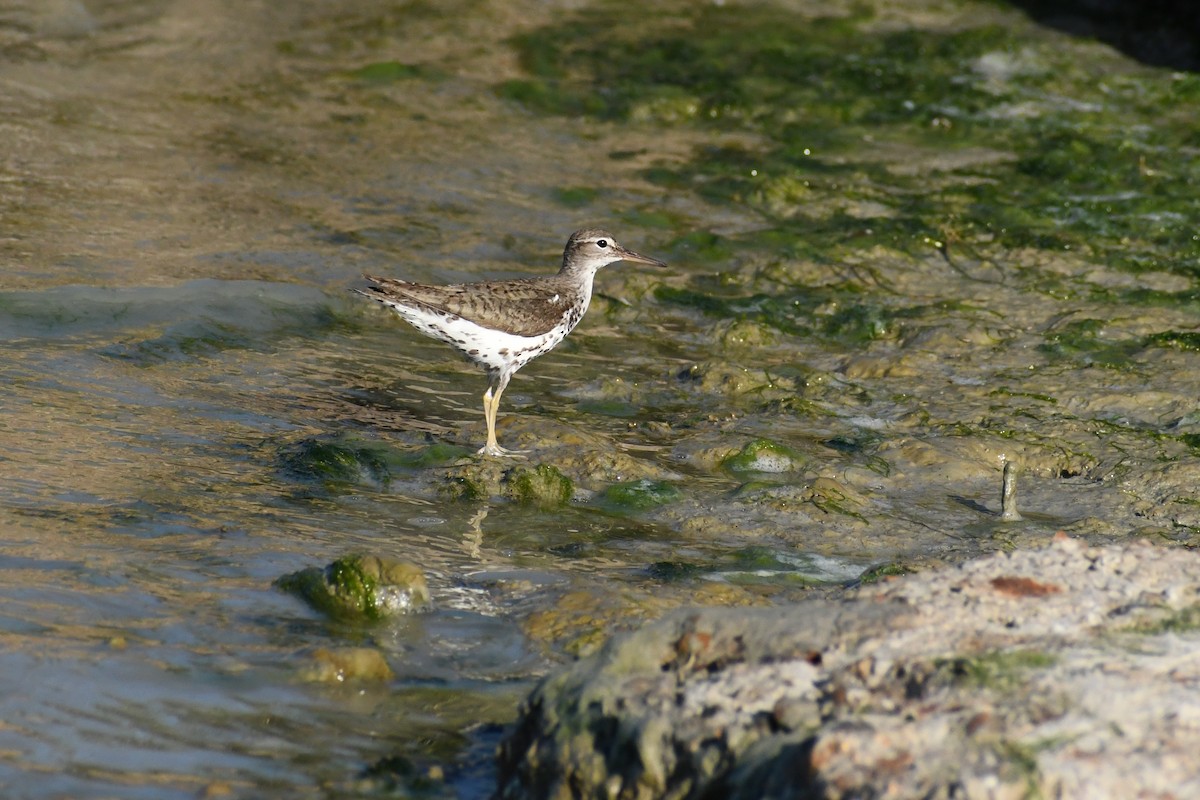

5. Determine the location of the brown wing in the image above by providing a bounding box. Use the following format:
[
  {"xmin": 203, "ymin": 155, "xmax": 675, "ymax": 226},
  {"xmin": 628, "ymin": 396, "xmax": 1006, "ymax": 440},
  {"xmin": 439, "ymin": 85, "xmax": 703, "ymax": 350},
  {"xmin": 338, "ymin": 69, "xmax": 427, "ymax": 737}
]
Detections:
[{"xmin": 360, "ymin": 275, "xmax": 578, "ymax": 337}]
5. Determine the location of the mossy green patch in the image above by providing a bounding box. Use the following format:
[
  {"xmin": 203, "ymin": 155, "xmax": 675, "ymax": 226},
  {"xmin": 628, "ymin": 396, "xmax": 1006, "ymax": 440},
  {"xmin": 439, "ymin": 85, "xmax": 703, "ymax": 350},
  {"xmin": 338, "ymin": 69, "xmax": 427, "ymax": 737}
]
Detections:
[
  {"xmin": 726, "ymin": 547, "xmax": 830, "ymax": 584},
  {"xmin": 599, "ymin": 479, "xmax": 681, "ymax": 511},
  {"xmin": 646, "ymin": 560, "xmax": 706, "ymax": 581},
  {"xmin": 994, "ymin": 738, "xmax": 1046, "ymax": 800},
  {"xmin": 1038, "ymin": 318, "xmax": 1144, "ymax": 368},
  {"xmin": 857, "ymin": 562, "xmax": 918, "ymax": 584},
  {"xmin": 667, "ymin": 229, "xmax": 737, "ymax": 265},
  {"xmin": 499, "ymin": 4, "xmax": 1200, "ymax": 282},
  {"xmin": 818, "ymin": 301, "xmax": 899, "ymax": 342},
  {"xmin": 938, "ymin": 649, "xmax": 1057, "ymax": 691},
  {"xmin": 503, "ymin": 8, "xmax": 1014, "ymax": 128},
  {"xmin": 279, "ymin": 436, "xmax": 396, "ymax": 489},
  {"xmin": 551, "ymin": 185, "xmax": 600, "ymax": 208},
  {"xmin": 722, "ymin": 438, "xmax": 805, "ymax": 473},
  {"xmin": 1125, "ymin": 603, "xmax": 1200, "ymax": 634},
  {"xmin": 654, "ymin": 285, "xmax": 817, "ymax": 338},
  {"xmin": 505, "ymin": 464, "xmax": 573, "ymax": 508},
  {"xmin": 727, "ymin": 546, "xmax": 788, "ymax": 571},
  {"xmin": 655, "ymin": 280, "xmax": 954, "ymax": 345},
  {"xmin": 1144, "ymin": 331, "xmax": 1200, "ymax": 352},
  {"xmin": 102, "ymin": 321, "xmax": 253, "ymax": 364},
  {"xmin": 397, "ymin": 442, "xmax": 474, "ymax": 469},
  {"xmin": 438, "ymin": 474, "xmax": 487, "ymax": 502},
  {"xmin": 274, "ymin": 554, "xmax": 430, "ymax": 622},
  {"xmin": 1113, "ymin": 287, "xmax": 1200, "ymax": 311},
  {"xmin": 495, "ymin": 78, "xmax": 608, "ymax": 116}
]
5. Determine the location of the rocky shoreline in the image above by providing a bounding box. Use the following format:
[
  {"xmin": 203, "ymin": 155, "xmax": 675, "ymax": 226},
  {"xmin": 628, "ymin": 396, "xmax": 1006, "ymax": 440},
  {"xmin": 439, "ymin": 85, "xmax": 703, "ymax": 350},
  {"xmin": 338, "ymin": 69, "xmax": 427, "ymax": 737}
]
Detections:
[{"xmin": 494, "ymin": 536, "xmax": 1200, "ymax": 799}]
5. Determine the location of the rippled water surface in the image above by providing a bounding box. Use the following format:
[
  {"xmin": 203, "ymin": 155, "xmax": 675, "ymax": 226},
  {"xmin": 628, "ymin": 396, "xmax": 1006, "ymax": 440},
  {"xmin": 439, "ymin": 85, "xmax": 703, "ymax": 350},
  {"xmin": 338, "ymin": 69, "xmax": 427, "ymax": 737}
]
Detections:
[{"xmin": 2, "ymin": 0, "xmax": 1198, "ymax": 796}]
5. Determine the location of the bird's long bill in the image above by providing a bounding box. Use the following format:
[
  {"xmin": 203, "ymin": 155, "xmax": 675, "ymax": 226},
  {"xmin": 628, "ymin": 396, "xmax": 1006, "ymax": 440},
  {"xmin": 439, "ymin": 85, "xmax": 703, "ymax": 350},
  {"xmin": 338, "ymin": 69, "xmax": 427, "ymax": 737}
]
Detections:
[{"xmin": 614, "ymin": 245, "xmax": 668, "ymax": 268}]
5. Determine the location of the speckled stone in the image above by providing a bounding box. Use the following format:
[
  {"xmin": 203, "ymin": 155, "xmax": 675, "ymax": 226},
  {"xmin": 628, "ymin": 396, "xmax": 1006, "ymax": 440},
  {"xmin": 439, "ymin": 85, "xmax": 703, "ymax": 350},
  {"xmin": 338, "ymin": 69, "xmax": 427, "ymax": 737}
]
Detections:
[{"xmin": 494, "ymin": 536, "xmax": 1200, "ymax": 799}]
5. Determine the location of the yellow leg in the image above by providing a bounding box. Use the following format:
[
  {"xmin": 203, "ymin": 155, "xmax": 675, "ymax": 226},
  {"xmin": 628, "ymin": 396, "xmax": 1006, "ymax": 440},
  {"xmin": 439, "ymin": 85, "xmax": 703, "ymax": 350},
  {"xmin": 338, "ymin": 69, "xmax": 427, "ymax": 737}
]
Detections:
[{"xmin": 478, "ymin": 373, "xmax": 525, "ymax": 457}]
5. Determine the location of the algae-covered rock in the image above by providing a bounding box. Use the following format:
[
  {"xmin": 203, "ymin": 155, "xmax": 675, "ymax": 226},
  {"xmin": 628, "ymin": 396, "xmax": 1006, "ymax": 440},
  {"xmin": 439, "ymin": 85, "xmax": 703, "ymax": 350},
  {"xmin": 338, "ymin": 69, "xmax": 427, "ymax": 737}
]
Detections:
[
  {"xmin": 397, "ymin": 442, "xmax": 474, "ymax": 468},
  {"xmin": 274, "ymin": 554, "xmax": 430, "ymax": 621},
  {"xmin": 278, "ymin": 436, "xmax": 397, "ymax": 489},
  {"xmin": 504, "ymin": 464, "xmax": 573, "ymax": 508},
  {"xmin": 716, "ymin": 318, "xmax": 778, "ymax": 349},
  {"xmin": 598, "ymin": 479, "xmax": 681, "ymax": 511},
  {"xmin": 807, "ymin": 477, "xmax": 868, "ymax": 519},
  {"xmin": 857, "ymin": 561, "xmax": 919, "ymax": 585},
  {"xmin": 438, "ymin": 472, "xmax": 489, "ymax": 502},
  {"xmin": 425, "ymin": 419, "xmax": 678, "ymax": 501},
  {"xmin": 721, "ymin": 438, "xmax": 805, "ymax": 473},
  {"xmin": 437, "ymin": 457, "xmax": 509, "ymax": 502},
  {"xmin": 299, "ymin": 646, "xmax": 395, "ymax": 683}
]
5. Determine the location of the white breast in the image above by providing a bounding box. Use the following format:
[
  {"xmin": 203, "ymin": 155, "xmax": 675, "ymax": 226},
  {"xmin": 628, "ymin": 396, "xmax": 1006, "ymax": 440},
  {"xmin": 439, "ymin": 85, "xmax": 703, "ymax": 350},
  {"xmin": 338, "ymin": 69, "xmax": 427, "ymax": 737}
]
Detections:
[{"xmin": 381, "ymin": 300, "xmax": 575, "ymax": 375}]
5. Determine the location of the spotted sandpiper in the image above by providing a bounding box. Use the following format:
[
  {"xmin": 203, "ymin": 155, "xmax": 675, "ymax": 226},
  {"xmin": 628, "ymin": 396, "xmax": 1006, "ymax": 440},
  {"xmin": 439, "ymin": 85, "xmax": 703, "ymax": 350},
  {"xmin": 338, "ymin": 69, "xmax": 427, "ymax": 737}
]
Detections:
[{"xmin": 355, "ymin": 229, "xmax": 666, "ymax": 456}]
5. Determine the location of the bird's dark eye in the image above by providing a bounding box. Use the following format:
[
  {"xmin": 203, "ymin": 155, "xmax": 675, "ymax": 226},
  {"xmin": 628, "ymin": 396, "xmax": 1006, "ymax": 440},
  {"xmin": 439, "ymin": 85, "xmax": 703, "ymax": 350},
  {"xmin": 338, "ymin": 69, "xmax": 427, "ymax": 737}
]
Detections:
[{"xmin": 597, "ymin": 239, "xmax": 608, "ymax": 248}]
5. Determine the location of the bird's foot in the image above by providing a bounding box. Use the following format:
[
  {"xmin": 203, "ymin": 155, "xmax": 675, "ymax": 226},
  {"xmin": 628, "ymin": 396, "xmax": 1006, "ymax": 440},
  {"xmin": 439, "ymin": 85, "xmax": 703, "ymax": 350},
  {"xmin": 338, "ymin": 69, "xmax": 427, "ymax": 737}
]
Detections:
[{"xmin": 477, "ymin": 443, "xmax": 528, "ymax": 458}]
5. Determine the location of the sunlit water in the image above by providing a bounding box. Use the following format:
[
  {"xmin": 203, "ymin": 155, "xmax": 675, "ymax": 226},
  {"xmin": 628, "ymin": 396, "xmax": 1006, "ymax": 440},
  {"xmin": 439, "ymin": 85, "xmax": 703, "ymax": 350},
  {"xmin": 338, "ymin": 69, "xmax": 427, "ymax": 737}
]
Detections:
[
  {"xmin": 2, "ymin": 0, "xmax": 1196, "ymax": 797},
  {"xmin": 0, "ymin": 280, "xmax": 802, "ymax": 796}
]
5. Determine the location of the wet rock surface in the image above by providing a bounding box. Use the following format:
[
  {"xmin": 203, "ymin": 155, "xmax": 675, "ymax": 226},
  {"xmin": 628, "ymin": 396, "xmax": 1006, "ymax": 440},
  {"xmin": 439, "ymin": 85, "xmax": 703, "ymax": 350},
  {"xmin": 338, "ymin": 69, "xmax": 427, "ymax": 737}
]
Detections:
[
  {"xmin": 275, "ymin": 554, "xmax": 431, "ymax": 621},
  {"xmin": 495, "ymin": 537, "xmax": 1200, "ymax": 799}
]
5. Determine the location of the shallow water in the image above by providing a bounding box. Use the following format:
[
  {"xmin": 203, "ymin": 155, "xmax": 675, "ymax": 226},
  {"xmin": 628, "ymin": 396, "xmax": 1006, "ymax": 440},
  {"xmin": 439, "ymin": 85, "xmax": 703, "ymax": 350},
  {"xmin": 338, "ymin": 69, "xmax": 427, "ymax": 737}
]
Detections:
[{"xmin": 2, "ymin": 0, "xmax": 1198, "ymax": 796}]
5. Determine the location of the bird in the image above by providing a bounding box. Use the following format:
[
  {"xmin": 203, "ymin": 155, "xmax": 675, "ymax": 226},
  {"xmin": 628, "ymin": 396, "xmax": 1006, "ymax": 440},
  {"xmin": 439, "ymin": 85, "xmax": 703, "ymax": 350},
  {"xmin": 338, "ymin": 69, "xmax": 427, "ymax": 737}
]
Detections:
[{"xmin": 354, "ymin": 229, "xmax": 667, "ymax": 456}]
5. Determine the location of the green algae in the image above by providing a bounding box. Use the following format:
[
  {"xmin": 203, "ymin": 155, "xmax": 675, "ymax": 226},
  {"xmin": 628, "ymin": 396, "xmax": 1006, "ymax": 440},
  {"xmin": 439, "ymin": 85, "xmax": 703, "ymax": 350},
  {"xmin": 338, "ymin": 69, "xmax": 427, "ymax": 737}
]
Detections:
[
  {"xmin": 300, "ymin": 646, "xmax": 395, "ymax": 683},
  {"xmin": 937, "ymin": 649, "xmax": 1058, "ymax": 691},
  {"xmin": 552, "ymin": 185, "xmax": 600, "ymax": 208},
  {"xmin": 103, "ymin": 321, "xmax": 255, "ymax": 364},
  {"xmin": 1144, "ymin": 331, "xmax": 1200, "ymax": 352},
  {"xmin": 275, "ymin": 554, "xmax": 431, "ymax": 622},
  {"xmin": 994, "ymin": 738, "xmax": 1050, "ymax": 800},
  {"xmin": 655, "ymin": 280, "xmax": 968, "ymax": 345},
  {"xmin": 646, "ymin": 561, "xmax": 706, "ymax": 582},
  {"xmin": 438, "ymin": 473, "xmax": 487, "ymax": 502},
  {"xmin": 721, "ymin": 546, "xmax": 843, "ymax": 585},
  {"xmin": 397, "ymin": 442, "xmax": 474, "ymax": 469},
  {"xmin": 667, "ymin": 229, "xmax": 737, "ymax": 264},
  {"xmin": 655, "ymin": 286, "xmax": 822, "ymax": 339},
  {"xmin": 806, "ymin": 480, "xmax": 868, "ymax": 522},
  {"xmin": 857, "ymin": 562, "xmax": 918, "ymax": 584},
  {"xmin": 503, "ymin": 8, "xmax": 1010, "ymax": 127},
  {"xmin": 279, "ymin": 436, "xmax": 396, "ymax": 489},
  {"xmin": 647, "ymin": 546, "xmax": 855, "ymax": 585},
  {"xmin": 1112, "ymin": 287, "xmax": 1200, "ymax": 311},
  {"xmin": 505, "ymin": 464, "xmax": 573, "ymax": 508},
  {"xmin": 499, "ymin": 3, "xmax": 1200, "ymax": 283},
  {"xmin": 1038, "ymin": 319, "xmax": 1146, "ymax": 369},
  {"xmin": 819, "ymin": 301, "xmax": 899, "ymax": 342},
  {"xmin": 722, "ymin": 438, "xmax": 805, "ymax": 474},
  {"xmin": 1124, "ymin": 603, "xmax": 1200, "ymax": 635},
  {"xmin": 598, "ymin": 479, "xmax": 681, "ymax": 511},
  {"xmin": 346, "ymin": 60, "xmax": 425, "ymax": 84}
]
